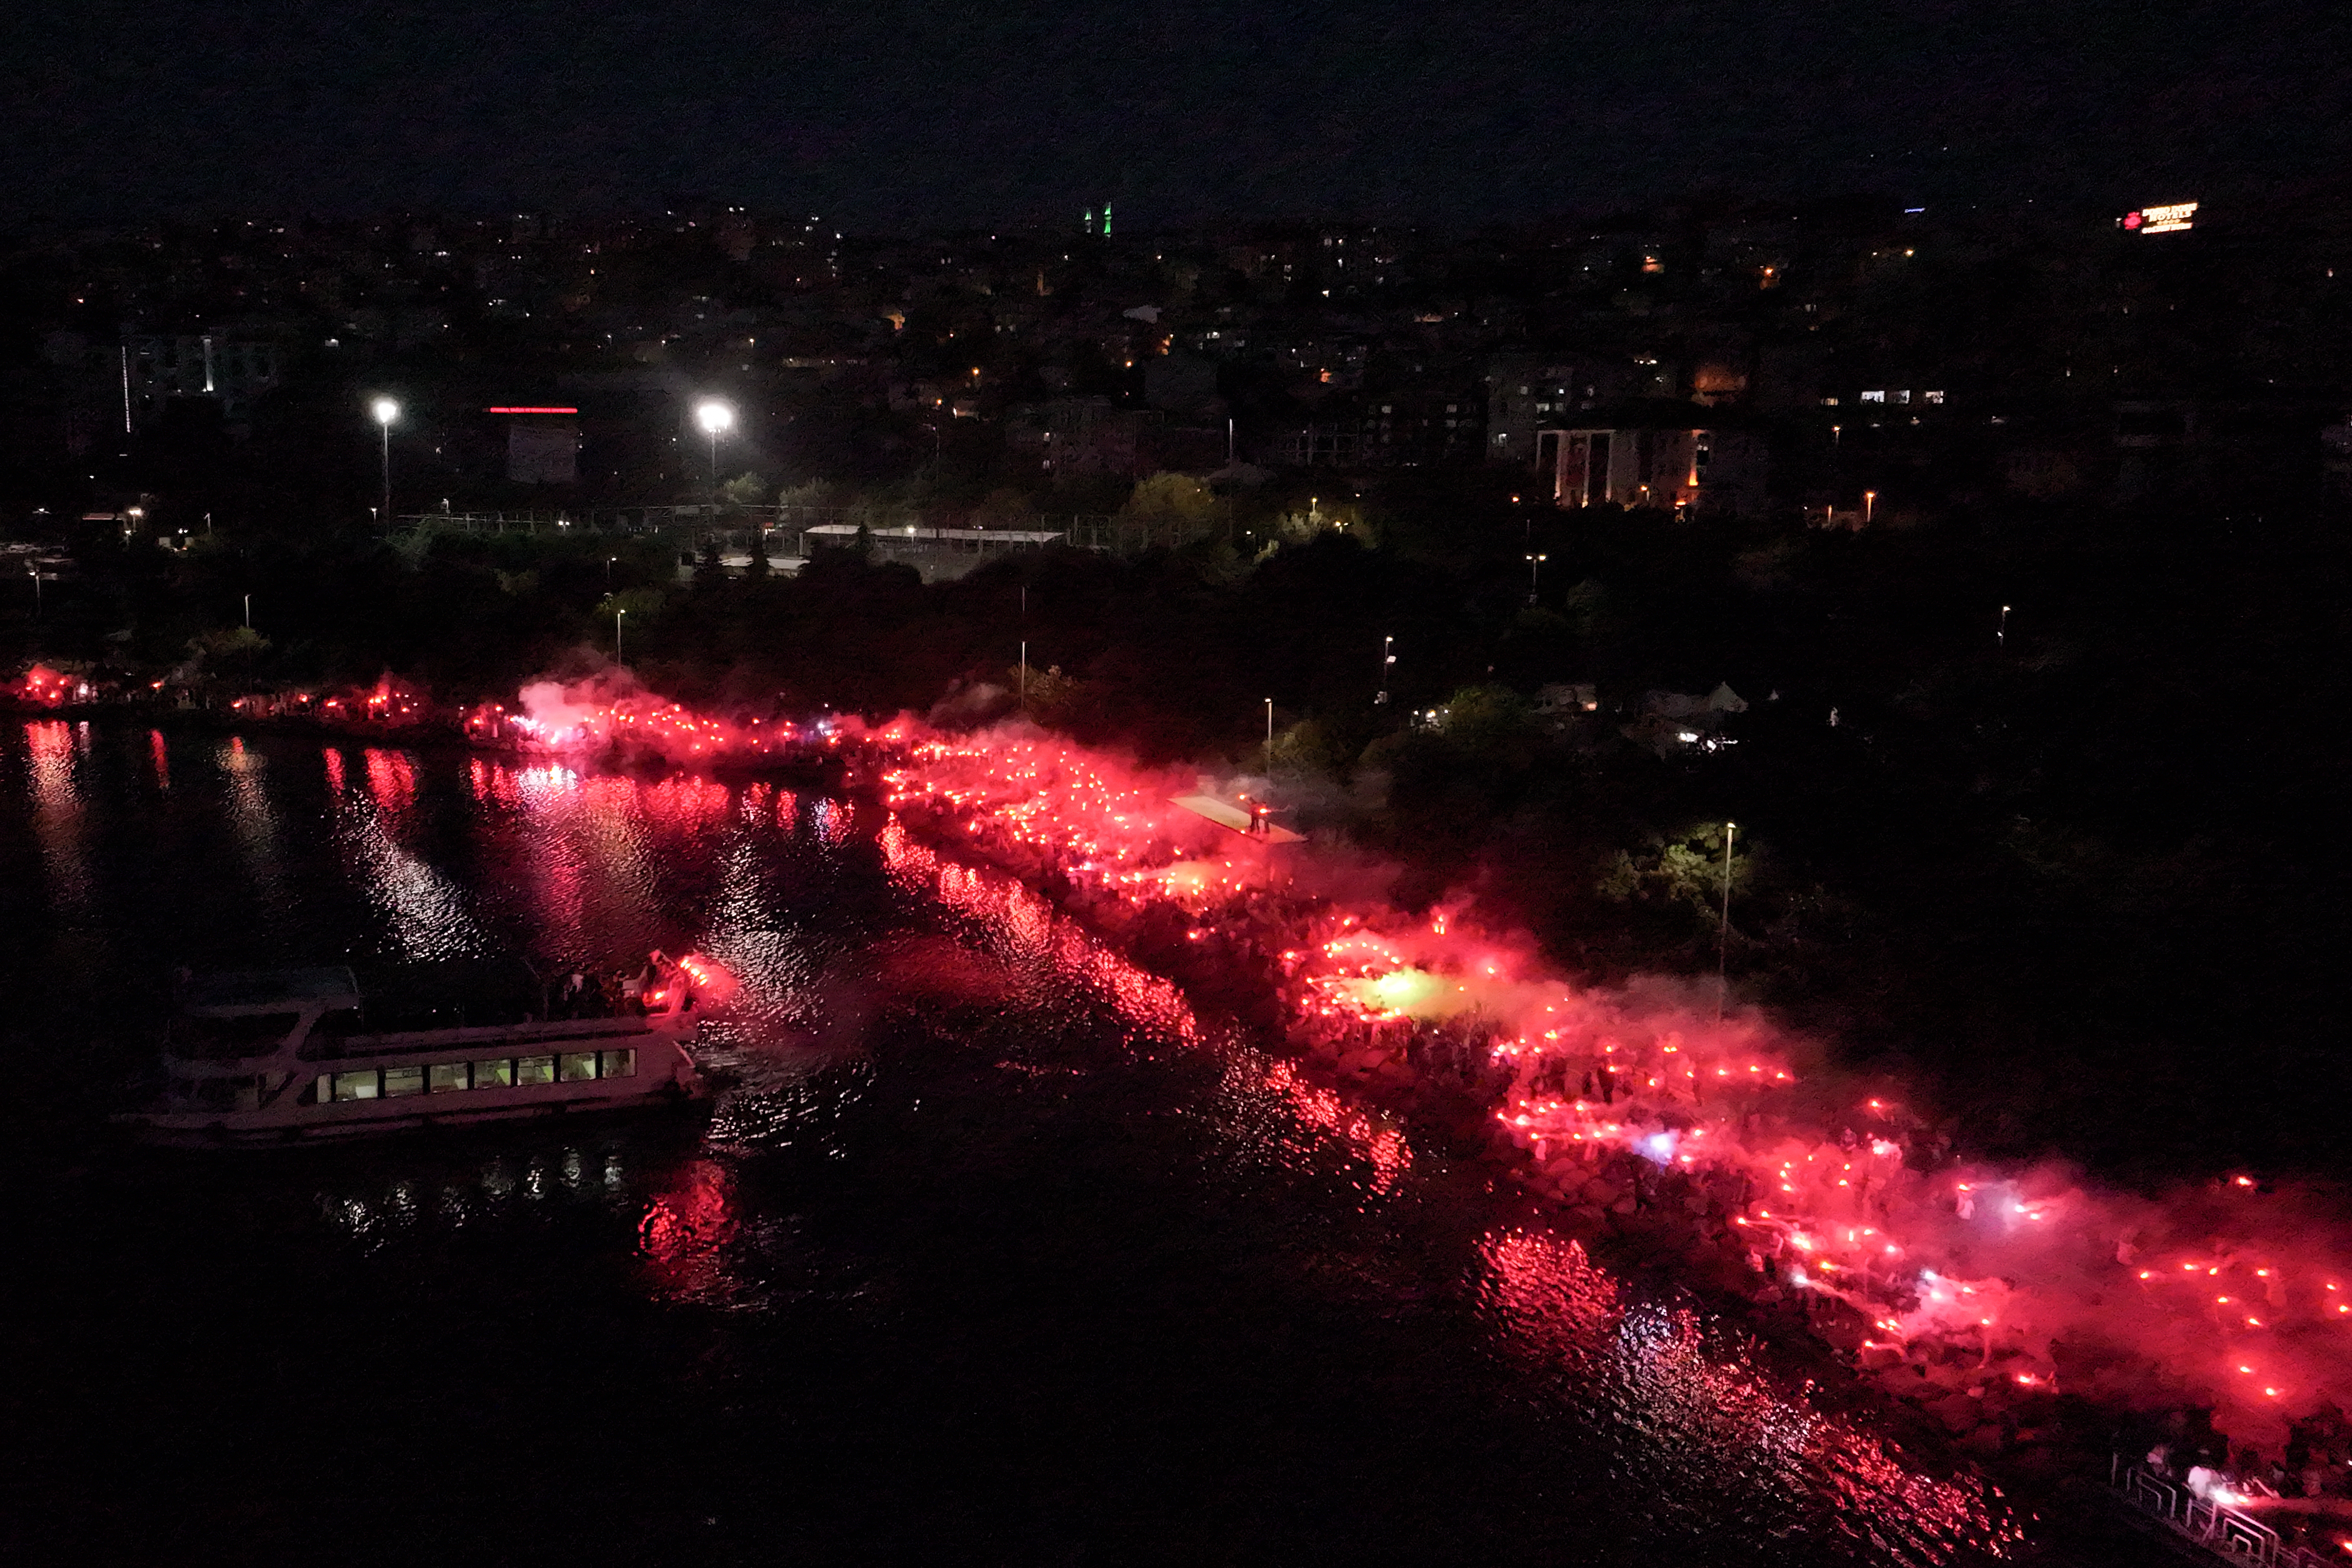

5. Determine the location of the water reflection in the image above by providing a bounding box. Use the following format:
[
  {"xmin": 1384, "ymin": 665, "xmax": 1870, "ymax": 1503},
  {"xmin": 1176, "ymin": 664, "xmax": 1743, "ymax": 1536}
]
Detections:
[
  {"xmin": 1477, "ymin": 1229, "xmax": 2018, "ymax": 1562},
  {"xmin": 219, "ymin": 734, "xmax": 289, "ymax": 913},
  {"xmin": 24, "ymin": 720, "xmax": 96, "ymax": 931},
  {"xmin": 0, "ymin": 728, "xmax": 2017, "ymax": 1563},
  {"xmin": 330, "ymin": 747, "xmax": 484, "ymax": 960}
]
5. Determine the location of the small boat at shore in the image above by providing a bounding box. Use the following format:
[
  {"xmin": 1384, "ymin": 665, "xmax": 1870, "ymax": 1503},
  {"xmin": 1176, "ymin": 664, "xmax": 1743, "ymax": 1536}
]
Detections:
[{"xmin": 118, "ymin": 954, "xmax": 712, "ymax": 1147}]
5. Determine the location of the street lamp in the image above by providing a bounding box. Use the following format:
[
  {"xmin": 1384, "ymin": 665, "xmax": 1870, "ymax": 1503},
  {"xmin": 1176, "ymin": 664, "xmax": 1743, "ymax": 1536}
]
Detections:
[
  {"xmin": 694, "ymin": 399, "xmax": 734, "ymax": 513},
  {"xmin": 607, "ymin": 555, "xmax": 618, "ymax": 589},
  {"xmin": 1525, "ymin": 552, "xmax": 1547, "ymax": 602},
  {"xmin": 1862, "ymin": 489, "xmax": 1876, "ymax": 525},
  {"xmin": 1998, "ymin": 604, "xmax": 2010, "ymax": 646},
  {"xmin": 371, "ymin": 398, "xmax": 399, "ymax": 527},
  {"xmin": 615, "ymin": 606, "xmax": 627, "ymax": 667},
  {"xmin": 1264, "ymin": 698, "xmax": 1274, "ymax": 772},
  {"xmin": 1377, "ymin": 634, "xmax": 1395, "ymax": 705}
]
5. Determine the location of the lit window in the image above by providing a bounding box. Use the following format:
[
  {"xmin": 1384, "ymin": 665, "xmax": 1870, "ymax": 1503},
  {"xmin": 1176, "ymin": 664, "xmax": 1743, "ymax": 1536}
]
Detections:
[
  {"xmin": 599, "ymin": 1049, "xmax": 637, "ymax": 1079},
  {"xmin": 1893, "ymin": 390, "xmax": 1911, "ymax": 404},
  {"xmin": 1922, "ymin": 390, "xmax": 1945, "ymax": 404},
  {"xmin": 1860, "ymin": 390, "xmax": 1886, "ymax": 403},
  {"xmin": 427, "ymin": 1062, "xmax": 469, "ymax": 1093},
  {"xmin": 515, "ymin": 1055, "xmax": 556, "ymax": 1086},
  {"xmin": 559, "ymin": 1052, "xmax": 598, "ymax": 1082},
  {"xmin": 383, "ymin": 1066, "xmax": 426, "ymax": 1098},
  {"xmin": 1821, "ymin": 396, "xmax": 1840, "ymax": 407},
  {"xmin": 473, "ymin": 1059, "xmax": 513, "ymax": 1088},
  {"xmin": 329, "ymin": 1069, "xmax": 380, "ymax": 1101}
]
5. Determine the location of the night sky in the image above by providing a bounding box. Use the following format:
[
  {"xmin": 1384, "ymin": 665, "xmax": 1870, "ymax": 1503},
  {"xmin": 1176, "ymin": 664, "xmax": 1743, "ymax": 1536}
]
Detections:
[{"xmin": 8, "ymin": 0, "xmax": 2349, "ymax": 230}]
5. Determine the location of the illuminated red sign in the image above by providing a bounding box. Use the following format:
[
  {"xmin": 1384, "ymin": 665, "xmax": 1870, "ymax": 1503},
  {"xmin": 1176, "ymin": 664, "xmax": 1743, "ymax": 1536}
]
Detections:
[
  {"xmin": 2118, "ymin": 202, "xmax": 2197, "ymax": 235},
  {"xmin": 484, "ymin": 406, "xmax": 579, "ymax": 414}
]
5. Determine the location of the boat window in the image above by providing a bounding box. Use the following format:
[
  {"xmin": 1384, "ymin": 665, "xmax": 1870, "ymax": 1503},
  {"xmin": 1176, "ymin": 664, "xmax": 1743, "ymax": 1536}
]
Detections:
[
  {"xmin": 330, "ymin": 1069, "xmax": 380, "ymax": 1101},
  {"xmin": 599, "ymin": 1048, "xmax": 636, "ymax": 1079},
  {"xmin": 427, "ymin": 1062, "xmax": 469, "ymax": 1093},
  {"xmin": 515, "ymin": 1055, "xmax": 556, "ymax": 1086},
  {"xmin": 473, "ymin": 1059, "xmax": 514, "ymax": 1088},
  {"xmin": 383, "ymin": 1066, "xmax": 426, "ymax": 1097},
  {"xmin": 558, "ymin": 1051, "xmax": 597, "ymax": 1082},
  {"xmin": 176, "ymin": 1012, "xmax": 301, "ymax": 1059}
]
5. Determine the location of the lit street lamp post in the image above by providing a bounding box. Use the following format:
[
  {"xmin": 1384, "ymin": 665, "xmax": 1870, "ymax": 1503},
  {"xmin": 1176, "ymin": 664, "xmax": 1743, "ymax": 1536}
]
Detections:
[
  {"xmin": 1377, "ymin": 634, "xmax": 1395, "ymax": 705},
  {"xmin": 607, "ymin": 555, "xmax": 618, "ymax": 589},
  {"xmin": 1998, "ymin": 604, "xmax": 2010, "ymax": 647},
  {"xmin": 371, "ymin": 398, "xmax": 399, "ymax": 527},
  {"xmin": 1264, "ymin": 698, "xmax": 1274, "ymax": 772},
  {"xmin": 1525, "ymin": 552, "xmax": 1547, "ymax": 602},
  {"xmin": 695, "ymin": 400, "xmax": 734, "ymax": 517},
  {"xmin": 615, "ymin": 607, "xmax": 627, "ymax": 668}
]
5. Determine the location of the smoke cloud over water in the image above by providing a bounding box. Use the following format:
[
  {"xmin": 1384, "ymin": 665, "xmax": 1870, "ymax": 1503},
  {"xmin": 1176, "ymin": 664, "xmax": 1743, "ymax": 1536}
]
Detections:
[{"xmin": 504, "ymin": 684, "xmax": 2352, "ymax": 1480}]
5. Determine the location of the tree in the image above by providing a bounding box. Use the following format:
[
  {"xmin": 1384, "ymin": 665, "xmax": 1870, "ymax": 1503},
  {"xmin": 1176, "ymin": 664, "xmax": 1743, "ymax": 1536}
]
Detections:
[
  {"xmin": 1117, "ymin": 472, "xmax": 1220, "ymax": 541},
  {"xmin": 693, "ymin": 532, "xmax": 726, "ymax": 591}
]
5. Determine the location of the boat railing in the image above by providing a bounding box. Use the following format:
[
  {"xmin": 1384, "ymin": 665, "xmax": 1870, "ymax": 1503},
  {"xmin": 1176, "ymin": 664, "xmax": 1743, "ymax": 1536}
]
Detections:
[{"xmin": 2108, "ymin": 1454, "xmax": 2318, "ymax": 1566}]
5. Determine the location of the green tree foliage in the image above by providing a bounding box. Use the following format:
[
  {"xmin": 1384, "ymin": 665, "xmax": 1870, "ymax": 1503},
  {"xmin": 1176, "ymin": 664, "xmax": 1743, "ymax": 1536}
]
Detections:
[
  {"xmin": 1116, "ymin": 472, "xmax": 1218, "ymax": 530},
  {"xmin": 1598, "ymin": 823, "xmax": 1749, "ymax": 934}
]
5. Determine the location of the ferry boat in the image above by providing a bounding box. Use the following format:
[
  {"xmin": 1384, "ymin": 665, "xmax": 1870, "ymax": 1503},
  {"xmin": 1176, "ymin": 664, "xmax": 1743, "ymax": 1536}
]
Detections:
[{"xmin": 119, "ymin": 954, "xmax": 712, "ymax": 1147}]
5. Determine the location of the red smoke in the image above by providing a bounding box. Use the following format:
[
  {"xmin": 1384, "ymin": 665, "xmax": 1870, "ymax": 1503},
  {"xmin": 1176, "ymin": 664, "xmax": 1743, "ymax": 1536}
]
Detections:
[{"xmin": 511, "ymin": 684, "xmax": 2352, "ymax": 1458}]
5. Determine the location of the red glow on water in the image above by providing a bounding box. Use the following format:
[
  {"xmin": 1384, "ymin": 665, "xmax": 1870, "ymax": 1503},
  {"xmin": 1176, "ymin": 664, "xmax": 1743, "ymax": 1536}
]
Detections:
[
  {"xmin": 638, "ymin": 1157, "xmax": 742, "ymax": 1302},
  {"xmin": 363, "ymin": 748, "xmax": 417, "ymax": 814}
]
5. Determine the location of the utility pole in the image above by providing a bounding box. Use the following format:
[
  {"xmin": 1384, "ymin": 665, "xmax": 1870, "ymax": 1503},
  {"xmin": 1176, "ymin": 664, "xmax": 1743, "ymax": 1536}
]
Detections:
[
  {"xmin": 243, "ymin": 593, "xmax": 252, "ymax": 630},
  {"xmin": 1716, "ymin": 821, "xmax": 1736, "ymax": 1022},
  {"xmin": 372, "ymin": 398, "xmax": 398, "ymax": 527},
  {"xmin": 1019, "ymin": 640, "xmax": 1027, "ymax": 706}
]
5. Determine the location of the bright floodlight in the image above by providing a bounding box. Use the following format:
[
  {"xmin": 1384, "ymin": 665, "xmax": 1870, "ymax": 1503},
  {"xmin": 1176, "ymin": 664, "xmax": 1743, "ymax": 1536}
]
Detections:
[
  {"xmin": 695, "ymin": 400, "xmax": 735, "ymax": 434},
  {"xmin": 371, "ymin": 397, "xmax": 399, "ymax": 426}
]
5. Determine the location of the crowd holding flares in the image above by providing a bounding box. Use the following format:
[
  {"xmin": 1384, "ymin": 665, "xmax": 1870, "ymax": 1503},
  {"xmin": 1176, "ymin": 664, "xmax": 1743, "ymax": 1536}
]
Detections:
[
  {"xmin": 459, "ymin": 674, "xmax": 816, "ymax": 762},
  {"xmin": 432, "ymin": 679, "xmax": 2352, "ymax": 1520},
  {"xmin": 4, "ymin": 664, "xmax": 82, "ymax": 707}
]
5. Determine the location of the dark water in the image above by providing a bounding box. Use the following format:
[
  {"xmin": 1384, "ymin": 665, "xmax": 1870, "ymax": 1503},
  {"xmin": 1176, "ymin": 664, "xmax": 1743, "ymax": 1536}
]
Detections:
[{"xmin": 0, "ymin": 720, "xmax": 2037, "ymax": 1566}]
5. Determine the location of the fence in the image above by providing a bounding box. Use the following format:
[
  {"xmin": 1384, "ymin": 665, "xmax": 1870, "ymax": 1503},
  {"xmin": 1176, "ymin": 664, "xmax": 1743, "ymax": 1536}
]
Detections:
[{"xmin": 393, "ymin": 506, "xmax": 1215, "ymax": 556}]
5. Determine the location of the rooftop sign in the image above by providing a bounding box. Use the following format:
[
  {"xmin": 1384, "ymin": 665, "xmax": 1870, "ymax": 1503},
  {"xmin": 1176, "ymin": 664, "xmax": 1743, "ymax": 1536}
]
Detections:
[{"xmin": 2119, "ymin": 202, "xmax": 2198, "ymax": 234}]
